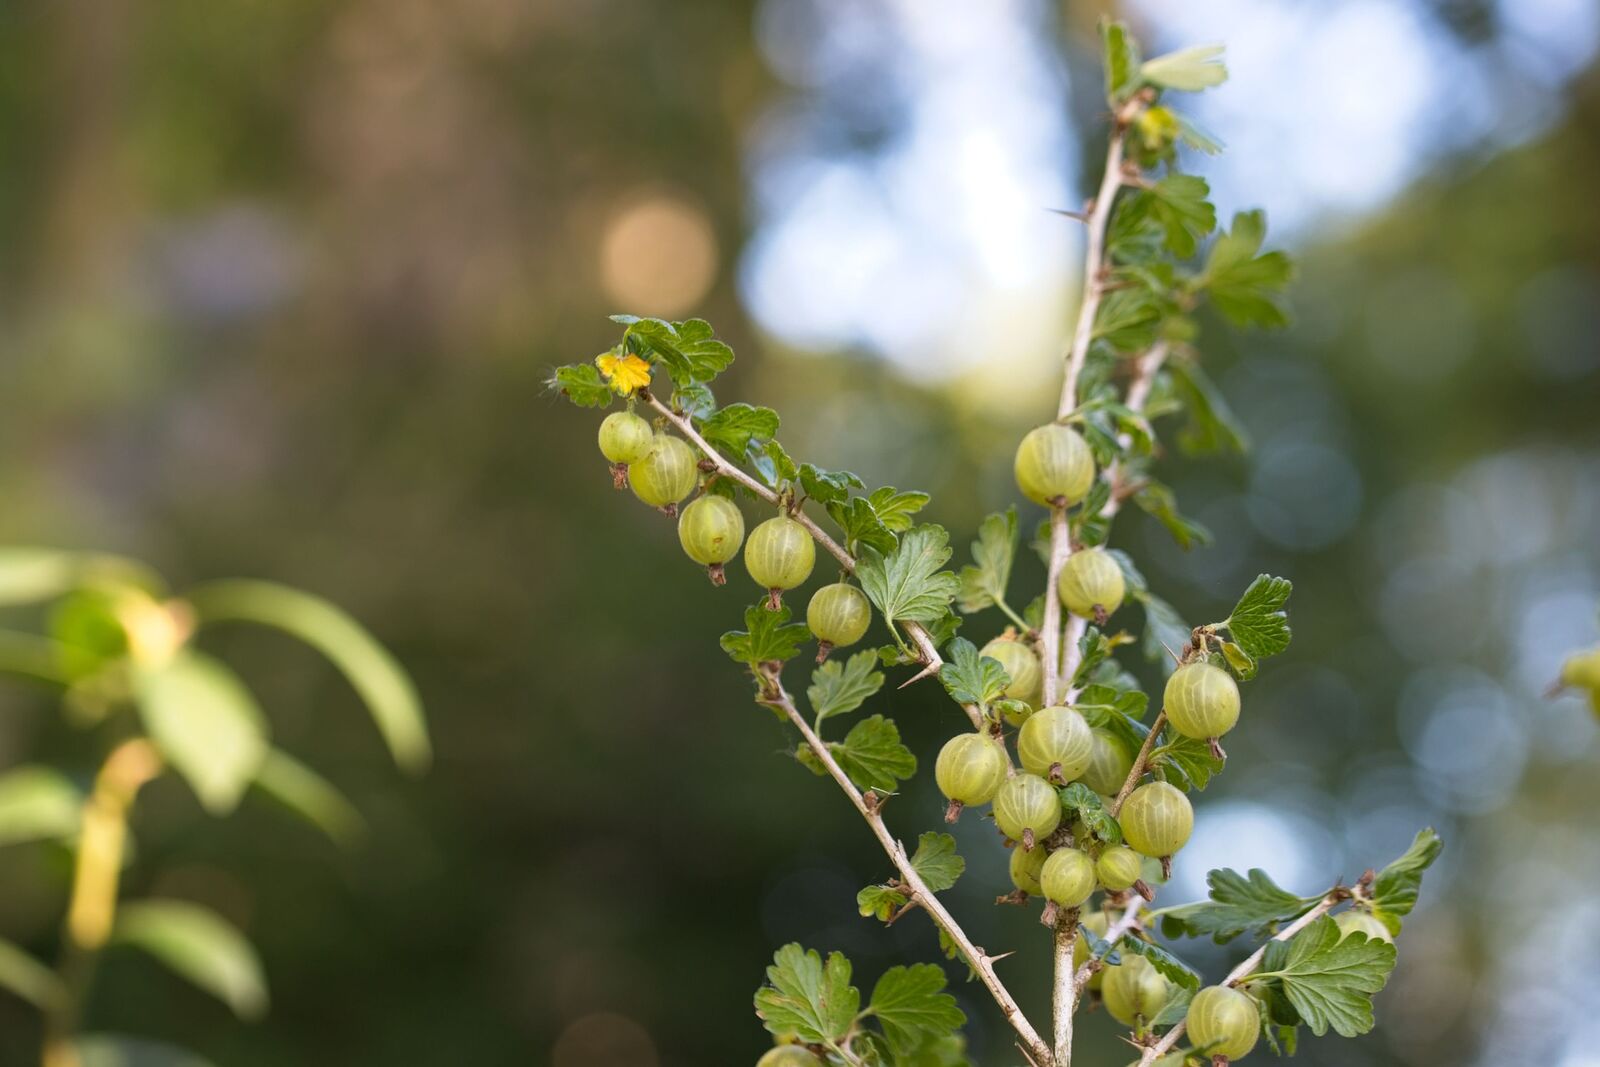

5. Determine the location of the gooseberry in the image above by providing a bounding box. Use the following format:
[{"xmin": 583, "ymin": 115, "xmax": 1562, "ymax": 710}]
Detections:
[
  {"xmin": 1014, "ymin": 423, "xmax": 1095, "ymax": 507},
  {"xmin": 756, "ymin": 1047, "xmax": 819, "ymax": 1067},
  {"xmin": 1080, "ymin": 728, "xmax": 1135, "ymax": 795},
  {"xmin": 1040, "ymin": 847, "xmax": 1096, "ymax": 908},
  {"xmin": 934, "ymin": 733, "xmax": 1008, "ymax": 810},
  {"xmin": 1017, "ymin": 705, "xmax": 1093, "ymax": 782},
  {"xmin": 807, "ymin": 583, "xmax": 871, "ymax": 657},
  {"xmin": 1102, "ymin": 953, "xmax": 1173, "ymax": 1028},
  {"xmin": 1010, "ymin": 841, "xmax": 1048, "ymax": 895},
  {"xmin": 1164, "ymin": 661, "xmax": 1240, "ymax": 740},
  {"xmin": 992, "ymin": 773, "xmax": 1062, "ymax": 848},
  {"xmin": 980, "ymin": 636, "xmax": 1042, "ymax": 717},
  {"xmin": 1184, "ymin": 985, "xmax": 1259, "ymax": 1061},
  {"xmin": 628, "ymin": 434, "xmax": 698, "ymax": 511},
  {"xmin": 745, "ymin": 516, "xmax": 816, "ymax": 605},
  {"xmin": 1334, "ymin": 909, "xmax": 1394, "ymax": 944},
  {"xmin": 1057, "ymin": 547, "xmax": 1126, "ymax": 621},
  {"xmin": 598, "ymin": 411, "xmax": 654, "ymax": 466},
  {"xmin": 677, "ymin": 495, "xmax": 745, "ymax": 584},
  {"xmin": 1095, "ymin": 845, "xmax": 1143, "ymax": 892},
  {"xmin": 1119, "ymin": 782, "xmax": 1193, "ymax": 859}
]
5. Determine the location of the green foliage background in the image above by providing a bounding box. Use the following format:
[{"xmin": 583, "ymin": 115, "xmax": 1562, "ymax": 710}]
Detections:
[{"xmin": 1, "ymin": 2, "xmax": 1598, "ymax": 1065}]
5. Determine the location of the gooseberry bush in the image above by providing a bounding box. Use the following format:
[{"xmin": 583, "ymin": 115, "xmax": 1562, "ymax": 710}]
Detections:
[
  {"xmin": 0, "ymin": 549, "xmax": 427, "ymax": 1067},
  {"xmin": 554, "ymin": 22, "xmax": 1439, "ymax": 1067}
]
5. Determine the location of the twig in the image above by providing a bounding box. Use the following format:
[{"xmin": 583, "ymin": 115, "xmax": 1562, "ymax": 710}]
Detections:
[
  {"xmin": 1136, "ymin": 892, "xmax": 1342, "ymax": 1065},
  {"xmin": 1052, "ymin": 910, "xmax": 1079, "ymax": 1064},
  {"xmin": 1075, "ymin": 896, "xmax": 1146, "ymax": 990},
  {"xmin": 1109, "ymin": 711, "xmax": 1167, "ymax": 817},
  {"xmin": 764, "ymin": 679, "xmax": 1053, "ymax": 1066}
]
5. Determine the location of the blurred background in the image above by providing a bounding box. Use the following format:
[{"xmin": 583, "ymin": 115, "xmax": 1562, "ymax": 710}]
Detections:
[{"xmin": 1, "ymin": 0, "xmax": 1599, "ymax": 1064}]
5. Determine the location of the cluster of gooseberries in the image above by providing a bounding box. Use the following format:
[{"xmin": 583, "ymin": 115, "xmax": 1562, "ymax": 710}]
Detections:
[{"xmin": 599, "ymin": 410, "xmax": 871, "ymax": 654}]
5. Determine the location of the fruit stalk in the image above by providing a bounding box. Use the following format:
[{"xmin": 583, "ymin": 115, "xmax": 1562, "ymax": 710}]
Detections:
[
  {"xmin": 759, "ymin": 669, "xmax": 1052, "ymax": 1066},
  {"xmin": 1109, "ymin": 710, "xmax": 1168, "ymax": 816}
]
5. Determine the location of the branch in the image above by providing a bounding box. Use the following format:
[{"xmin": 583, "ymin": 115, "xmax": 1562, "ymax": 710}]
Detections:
[
  {"xmin": 1075, "ymin": 896, "xmax": 1146, "ymax": 990},
  {"xmin": 642, "ymin": 390, "xmax": 967, "ymax": 720},
  {"xmin": 1052, "ymin": 911, "xmax": 1078, "ymax": 1065},
  {"xmin": 1135, "ymin": 892, "xmax": 1342, "ymax": 1065},
  {"xmin": 763, "ymin": 678, "xmax": 1053, "ymax": 1066},
  {"xmin": 1109, "ymin": 711, "xmax": 1166, "ymax": 817}
]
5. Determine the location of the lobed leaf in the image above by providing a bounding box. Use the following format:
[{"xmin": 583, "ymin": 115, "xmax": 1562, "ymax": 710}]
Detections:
[
  {"xmin": 721, "ymin": 602, "xmax": 811, "ymax": 667},
  {"xmin": 549, "ymin": 363, "xmax": 615, "ymax": 408},
  {"xmin": 937, "ymin": 638, "xmax": 1010, "ymax": 708},
  {"xmin": 1140, "ymin": 43, "xmax": 1228, "ymax": 92},
  {"xmin": 830, "ymin": 716, "xmax": 917, "ymax": 793},
  {"xmin": 856, "ymin": 525, "xmax": 960, "ymax": 629},
  {"xmin": 909, "ymin": 831, "xmax": 964, "ymax": 893},
  {"xmin": 808, "ymin": 652, "xmax": 885, "ymax": 724},
  {"xmin": 753, "ymin": 943, "xmax": 859, "ymax": 1045},
  {"xmin": 955, "ymin": 508, "xmax": 1017, "ymax": 614},
  {"xmin": 1224, "ymin": 574, "xmax": 1293, "ymax": 660},
  {"xmin": 1255, "ymin": 917, "xmax": 1396, "ymax": 1037},
  {"xmin": 868, "ymin": 963, "xmax": 965, "ymax": 1057},
  {"xmin": 1158, "ymin": 868, "xmax": 1323, "ymax": 944},
  {"xmin": 1370, "ymin": 827, "xmax": 1442, "ymax": 931}
]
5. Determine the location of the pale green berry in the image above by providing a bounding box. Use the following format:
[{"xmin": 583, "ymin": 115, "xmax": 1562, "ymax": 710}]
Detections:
[
  {"xmin": 598, "ymin": 411, "xmax": 654, "ymax": 464},
  {"xmin": 1080, "ymin": 728, "xmax": 1135, "ymax": 795},
  {"xmin": 1014, "ymin": 423, "xmax": 1095, "ymax": 507},
  {"xmin": 1040, "ymin": 847, "xmax": 1096, "ymax": 908},
  {"xmin": 628, "ymin": 434, "xmax": 698, "ymax": 508},
  {"xmin": 677, "ymin": 496, "xmax": 745, "ymax": 583},
  {"xmin": 1057, "ymin": 547, "xmax": 1126, "ymax": 620},
  {"xmin": 980, "ymin": 637, "xmax": 1042, "ymax": 716},
  {"xmin": 1185, "ymin": 985, "xmax": 1260, "ymax": 1060},
  {"xmin": 807, "ymin": 584, "xmax": 871, "ymax": 649},
  {"xmin": 1017, "ymin": 705, "xmax": 1093, "ymax": 782},
  {"xmin": 1560, "ymin": 648, "xmax": 1600, "ymax": 690},
  {"xmin": 992, "ymin": 773, "xmax": 1061, "ymax": 846},
  {"xmin": 1164, "ymin": 661, "xmax": 1241, "ymax": 740},
  {"xmin": 1102, "ymin": 953, "xmax": 1173, "ymax": 1028},
  {"xmin": 1119, "ymin": 782, "xmax": 1193, "ymax": 859},
  {"xmin": 1095, "ymin": 845, "xmax": 1143, "ymax": 892},
  {"xmin": 934, "ymin": 733, "xmax": 1008, "ymax": 807},
  {"xmin": 745, "ymin": 516, "xmax": 816, "ymax": 593},
  {"xmin": 1335, "ymin": 909, "xmax": 1395, "ymax": 944},
  {"xmin": 1072, "ymin": 910, "xmax": 1110, "ymax": 990},
  {"xmin": 1010, "ymin": 842, "xmax": 1048, "ymax": 895},
  {"xmin": 756, "ymin": 1047, "xmax": 819, "ymax": 1067}
]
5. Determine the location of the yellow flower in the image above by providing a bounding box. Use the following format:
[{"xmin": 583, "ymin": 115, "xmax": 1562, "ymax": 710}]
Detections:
[{"xmin": 595, "ymin": 352, "xmax": 652, "ymax": 396}]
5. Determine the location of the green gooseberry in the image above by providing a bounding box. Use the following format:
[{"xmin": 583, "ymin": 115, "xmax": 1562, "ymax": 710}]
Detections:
[
  {"xmin": 1057, "ymin": 547, "xmax": 1126, "ymax": 620},
  {"xmin": 1014, "ymin": 423, "xmax": 1095, "ymax": 507},
  {"xmin": 1017, "ymin": 705, "xmax": 1094, "ymax": 782},
  {"xmin": 1040, "ymin": 847, "xmax": 1096, "ymax": 908},
  {"xmin": 1164, "ymin": 661, "xmax": 1241, "ymax": 740},
  {"xmin": 1119, "ymin": 782, "xmax": 1193, "ymax": 859},
  {"xmin": 628, "ymin": 434, "xmax": 698, "ymax": 510},
  {"xmin": 934, "ymin": 733, "xmax": 1008, "ymax": 808},
  {"xmin": 677, "ymin": 495, "xmax": 745, "ymax": 584},
  {"xmin": 1185, "ymin": 985, "xmax": 1260, "ymax": 1061},
  {"xmin": 992, "ymin": 773, "xmax": 1062, "ymax": 848}
]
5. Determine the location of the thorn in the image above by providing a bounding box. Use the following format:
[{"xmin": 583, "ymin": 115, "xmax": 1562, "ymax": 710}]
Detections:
[
  {"xmin": 1048, "ymin": 207, "xmax": 1090, "ymax": 222},
  {"xmin": 1159, "ymin": 641, "xmax": 1182, "ymax": 666},
  {"xmin": 886, "ymin": 900, "xmax": 918, "ymax": 926},
  {"xmin": 986, "ymin": 949, "xmax": 1018, "ymax": 965},
  {"xmin": 899, "ymin": 661, "xmax": 941, "ymax": 689}
]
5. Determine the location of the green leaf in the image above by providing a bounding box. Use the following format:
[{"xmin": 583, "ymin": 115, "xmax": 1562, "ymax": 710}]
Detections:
[
  {"xmin": 1166, "ymin": 360, "xmax": 1249, "ymax": 454},
  {"xmin": 721, "ymin": 602, "xmax": 811, "ymax": 667},
  {"xmin": 808, "ymin": 652, "xmax": 885, "ymax": 723},
  {"xmin": 1140, "ymin": 175, "xmax": 1217, "ymax": 259},
  {"xmin": 0, "ymin": 766, "xmax": 82, "ymax": 847},
  {"xmin": 135, "ymin": 651, "xmax": 268, "ymax": 815},
  {"xmin": 619, "ymin": 316, "xmax": 735, "ymax": 386},
  {"xmin": 252, "ymin": 749, "xmax": 364, "ymax": 845},
  {"xmin": 1370, "ymin": 828, "xmax": 1442, "ymax": 928},
  {"xmin": 72, "ymin": 1035, "xmax": 217, "ymax": 1067},
  {"xmin": 1059, "ymin": 783, "xmax": 1122, "ymax": 845},
  {"xmin": 857, "ymin": 884, "xmax": 909, "ymax": 922},
  {"xmin": 699, "ymin": 403, "xmax": 780, "ymax": 458},
  {"xmin": 753, "ymin": 439, "xmax": 800, "ymax": 489},
  {"xmin": 1116, "ymin": 937, "xmax": 1202, "ymax": 990},
  {"xmin": 1140, "ymin": 43, "xmax": 1228, "ymax": 92},
  {"xmin": 1092, "ymin": 286, "xmax": 1164, "ymax": 351},
  {"xmin": 937, "ymin": 638, "xmax": 1010, "ymax": 707},
  {"xmin": 0, "ymin": 937, "xmax": 65, "ymax": 1008},
  {"xmin": 0, "ymin": 548, "xmax": 86, "ymax": 606},
  {"xmin": 956, "ymin": 509, "xmax": 1017, "ymax": 614},
  {"xmin": 1254, "ymin": 916, "xmax": 1397, "ymax": 1037},
  {"xmin": 1134, "ymin": 484, "xmax": 1213, "ymax": 550},
  {"xmin": 1148, "ymin": 984, "xmax": 1194, "ymax": 1028},
  {"xmin": 753, "ymin": 943, "xmax": 860, "ymax": 1045},
  {"xmin": 1223, "ymin": 574, "xmax": 1293, "ymax": 660},
  {"xmin": 549, "ymin": 363, "xmax": 614, "ymax": 408},
  {"xmin": 868, "ymin": 487, "xmax": 931, "ymax": 533},
  {"xmin": 827, "ymin": 498, "xmax": 898, "ymax": 557},
  {"xmin": 799, "ymin": 464, "xmax": 864, "ymax": 506},
  {"xmin": 1136, "ymin": 592, "xmax": 1191, "ymax": 672},
  {"xmin": 185, "ymin": 580, "xmax": 431, "ymax": 774},
  {"xmin": 831, "ymin": 716, "xmax": 917, "ymax": 793},
  {"xmin": 1220, "ymin": 641, "xmax": 1257, "ymax": 680},
  {"xmin": 868, "ymin": 964, "xmax": 965, "ymax": 1056},
  {"xmin": 909, "ymin": 831, "xmax": 964, "ymax": 893},
  {"xmin": 1199, "ymin": 211, "xmax": 1293, "ymax": 329},
  {"xmin": 1100, "ymin": 19, "xmax": 1142, "ymax": 103},
  {"xmin": 671, "ymin": 381, "xmax": 716, "ymax": 419},
  {"xmin": 856, "ymin": 525, "xmax": 960, "ymax": 630},
  {"xmin": 1175, "ymin": 112, "xmax": 1225, "ymax": 154},
  {"xmin": 1151, "ymin": 732, "xmax": 1225, "ymax": 791},
  {"xmin": 1158, "ymin": 868, "xmax": 1324, "ymax": 944},
  {"xmin": 113, "ymin": 900, "xmax": 268, "ymax": 1020}
]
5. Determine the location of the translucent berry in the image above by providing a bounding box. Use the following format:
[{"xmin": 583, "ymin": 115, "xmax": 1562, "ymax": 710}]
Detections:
[
  {"xmin": 1014, "ymin": 423, "xmax": 1095, "ymax": 507},
  {"xmin": 807, "ymin": 583, "xmax": 871, "ymax": 650},
  {"xmin": 598, "ymin": 411, "xmax": 654, "ymax": 464},
  {"xmin": 1080, "ymin": 727, "xmax": 1135, "ymax": 795},
  {"xmin": 934, "ymin": 733, "xmax": 1008, "ymax": 807},
  {"xmin": 628, "ymin": 434, "xmax": 698, "ymax": 509},
  {"xmin": 1335, "ymin": 909, "xmax": 1394, "ymax": 944},
  {"xmin": 1017, "ymin": 705, "xmax": 1093, "ymax": 782},
  {"xmin": 992, "ymin": 773, "xmax": 1062, "ymax": 847},
  {"xmin": 745, "ymin": 516, "xmax": 816, "ymax": 600},
  {"xmin": 1010, "ymin": 842, "xmax": 1048, "ymax": 895},
  {"xmin": 1185, "ymin": 985, "xmax": 1260, "ymax": 1060},
  {"xmin": 1560, "ymin": 648, "xmax": 1600, "ymax": 690},
  {"xmin": 1102, "ymin": 953, "xmax": 1173, "ymax": 1028},
  {"xmin": 756, "ymin": 1047, "xmax": 819, "ymax": 1067},
  {"xmin": 1072, "ymin": 910, "xmax": 1110, "ymax": 989},
  {"xmin": 1164, "ymin": 661, "xmax": 1240, "ymax": 740},
  {"xmin": 1057, "ymin": 547, "xmax": 1126, "ymax": 621},
  {"xmin": 980, "ymin": 636, "xmax": 1042, "ymax": 715},
  {"xmin": 1040, "ymin": 847, "xmax": 1096, "ymax": 908},
  {"xmin": 1095, "ymin": 845, "xmax": 1143, "ymax": 892},
  {"xmin": 1119, "ymin": 782, "xmax": 1193, "ymax": 859},
  {"xmin": 678, "ymin": 496, "xmax": 745, "ymax": 584}
]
